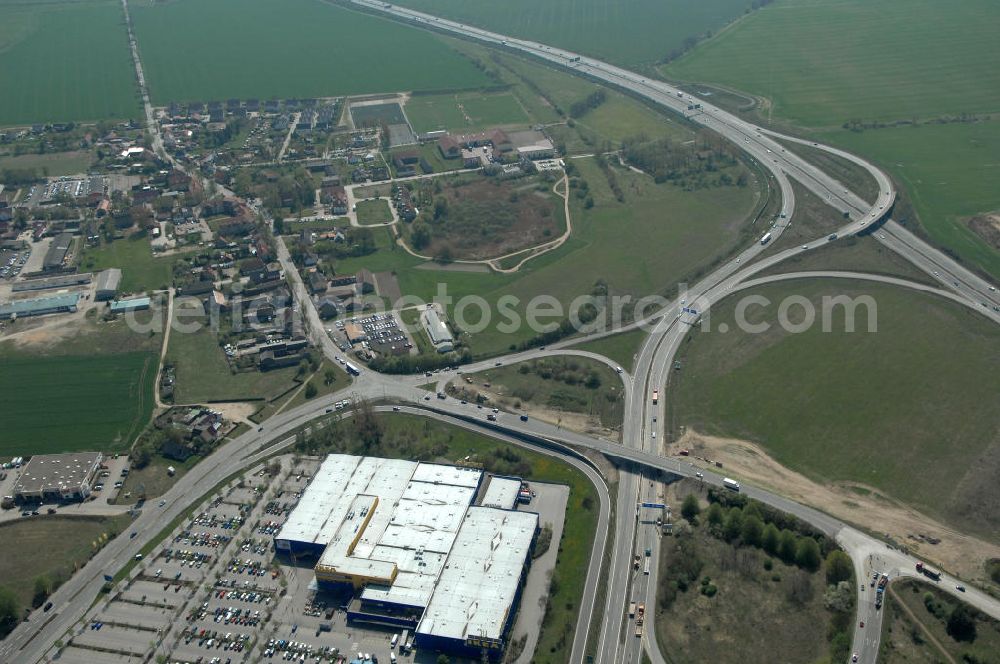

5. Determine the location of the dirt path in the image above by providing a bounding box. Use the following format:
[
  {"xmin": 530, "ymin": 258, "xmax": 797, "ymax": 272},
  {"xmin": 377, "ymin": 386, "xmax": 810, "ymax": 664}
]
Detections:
[
  {"xmin": 674, "ymin": 429, "xmax": 1000, "ymax": 583},
  {"xmin": 154, "ymin": 288, "xmax": 174, "ymax": 408},
  {"xmin": 887, "ymin": 585, "xmax": 957, "ymax": 664}
]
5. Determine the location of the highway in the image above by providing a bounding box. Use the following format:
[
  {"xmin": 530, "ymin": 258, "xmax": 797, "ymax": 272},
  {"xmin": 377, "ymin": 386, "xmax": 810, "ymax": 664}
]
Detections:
[
  {"xmin": 339, "ymin": 3, "xmax": 1000, "ymax": 664},
  {"xmin": 6, "ymin": 2, "xmax": 1000, "ymax": 663}
]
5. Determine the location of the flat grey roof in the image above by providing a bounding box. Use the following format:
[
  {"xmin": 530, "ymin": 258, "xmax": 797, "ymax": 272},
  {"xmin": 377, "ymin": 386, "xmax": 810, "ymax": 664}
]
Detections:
[
  {"xmin": 96, "ymin": 268, "xmax": 122, "ymax": 292},
  {"xmin": 12, "ymin": 452, "xmax": 103, "ymax": 496}
]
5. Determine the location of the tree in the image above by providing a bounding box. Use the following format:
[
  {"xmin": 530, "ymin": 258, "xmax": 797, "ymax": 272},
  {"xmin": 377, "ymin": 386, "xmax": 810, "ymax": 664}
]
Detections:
[
  {"xmin": 777, "ymin": 529, "xmax": 798, "ymax": 564},
  {"xmin": 0, "ymin": 586, "xmax": 19, "ymax": 638},
  {"xmin": 795, "ymin": 537, "xmax": 822, "ymax": 572},
  {"xmin": 740, "ymin": 514, "xmax": 764, "ymax": 547},
  {"xmin": 304, "ymin": 382, "xmax": 318, "ymax": 399},
  {"xmin": 437, "ymin": 656, "xmax": 451, "ymax": 664},
  {"xmin": 825, "ymin": 550, "xmax": 853, "ymax": 585},
  {"xmin": 722, "ymin": 506, "xmax": 743, "ymax": 541},
  {"xmin": 32, "ymin": 575, "xmax": 52, "ymax": 607},
  {"xmin": 705, "ymin": 502, "xmax": 724, "ymax": 527},
  {"xmin": 761, "ymin": 523, "xmax": 780, "ymax": 555},
  {"xmin": 946, "ymin": 604, "xmax": 977, "ymax": 642},
  {"xmin": 681, "ymin": 494, "xmax": 701, "ymax": 523},
  {"xmin": 323, "ymin": 368, "xmax": 336, "ymax": 386}
]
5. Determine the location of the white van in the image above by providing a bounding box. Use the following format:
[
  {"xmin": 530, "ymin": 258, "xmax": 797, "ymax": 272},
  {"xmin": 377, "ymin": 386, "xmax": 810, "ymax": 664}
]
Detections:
[
  {"xmin": 390, "ymin": 633, "xmax": 399, "ymax": 648},
  {"xmin": 390, "ymin": 654, "xmax": 397, "ymax": 663}
]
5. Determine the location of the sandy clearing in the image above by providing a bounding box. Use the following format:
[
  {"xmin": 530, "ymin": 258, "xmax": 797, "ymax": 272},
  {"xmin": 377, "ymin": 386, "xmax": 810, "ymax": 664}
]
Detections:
[{"xmin": 674, "ymin": 429, "xmax": 1000, "ymax": 584}]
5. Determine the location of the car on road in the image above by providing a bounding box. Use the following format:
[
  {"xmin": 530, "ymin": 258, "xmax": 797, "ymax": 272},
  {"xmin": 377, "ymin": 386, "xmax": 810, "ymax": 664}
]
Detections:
[
  {"xmin": 158, "ymin": 499, "xmax": 166, "ymax": 507},
  {"xmin": 695, "ymin": 472, "xmax": 703, "ymax": 479},
  {"xmin": 130, "ymin": 531, "xmax": 137, "ymax": 539},
  {"xmin": 852, "ymin": 654, "xmax": 858, "ymax": 663},
  {"xmin": 956, "ymin": 585, "xmax": 965, "ymax": 592}
]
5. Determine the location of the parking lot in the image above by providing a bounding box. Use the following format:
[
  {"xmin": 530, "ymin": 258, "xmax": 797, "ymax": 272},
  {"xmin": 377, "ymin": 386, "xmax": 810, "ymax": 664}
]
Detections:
[
  {"xmin": 0, "ymin": 247, "xmax": 30, "ymax": 280},
  {"xmin": 337, "ymin": 312, "xmax": 414, "ymax": 357},
  {"xmin": 51, "ymin": 456, "xmax": 403, "ymax": 663}
]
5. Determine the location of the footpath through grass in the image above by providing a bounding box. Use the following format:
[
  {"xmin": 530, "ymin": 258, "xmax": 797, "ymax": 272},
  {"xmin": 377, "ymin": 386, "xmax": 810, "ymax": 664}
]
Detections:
[
  {"xmin": 671, "ymin": 279, "xmax": 1000, "ymax": 541},
  {"xmin": 881, "ymin": 579, "xmax": 1000, "ymax": 663}
]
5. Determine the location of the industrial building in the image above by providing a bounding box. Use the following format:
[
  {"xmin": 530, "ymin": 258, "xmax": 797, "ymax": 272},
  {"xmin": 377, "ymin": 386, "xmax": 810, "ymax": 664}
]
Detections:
[
  {"xmin": 109, "ymin": 296, "xmax": 150, "ymax": 313},
  {"xmin": 0, "ymin": 292, "xmax": 80, "ymax": 319},
  {"xmin": 10, "ymin": 452, "xmax": 103, "ymax": 502},
  {"xmin": 43, "ymin": 232, "xmax": 74, "ymax": 271},
  {"xmin": 274, "ymin": 455, "xmax": 538, "ymax": 659},
  {"xmin": 12, "ymin": 273, "xmax": 92, "ymax": 293},
  {"xmin": 420, "ymin": 307, "xmax": 454, "ymax": 353},
  {"xmin": 95, "ymin": 268, "xmax": 122, "ymax": 301}
]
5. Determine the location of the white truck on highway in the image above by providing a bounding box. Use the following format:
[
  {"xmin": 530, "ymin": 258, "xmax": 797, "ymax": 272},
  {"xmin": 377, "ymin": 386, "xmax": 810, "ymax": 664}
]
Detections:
[
  {"xmin": 760, "ymin": 231, "xmax": 772, "ymax": 245},
  {"xmin": 723, "ymin": 477, "xmax": 741, "ymax": 491}
]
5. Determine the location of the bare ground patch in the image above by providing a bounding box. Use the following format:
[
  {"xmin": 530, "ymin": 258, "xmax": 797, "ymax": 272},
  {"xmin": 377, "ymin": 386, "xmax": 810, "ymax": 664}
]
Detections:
[
  {"xmin": 673, "ymin": 429, "xmax": 1000, "ymax": 585},
  {"xmin": 967, "ymin": 212, "xmax": 1000, "ymax": 250}
]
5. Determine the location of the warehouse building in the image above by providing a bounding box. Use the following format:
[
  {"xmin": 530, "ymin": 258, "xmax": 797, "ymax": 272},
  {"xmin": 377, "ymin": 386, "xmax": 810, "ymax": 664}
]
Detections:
[
  {"xmin": 43, "ymin": 232, "xmax": 74, "ymax": 271},
  {"xmin": 95, "ymin": 268, "xmax": 122, "ymax": 301},
  {"xmin": 420, "ymin": 307, "xmax": 454, "ymax": 353},
  {"xmin": 0, "ymin": 292, "xmax": 80, "ymax": 319},
  {"xmin": 11, "ymin": 452, "xmax": 103, "ymax": 503},
  {"xmin": 109, "ymin": 296, "xmax": 150, "ymax": 313},
  {"xmin": 274, "ymin": 454, "xmax": 538, "ymax": 659}
]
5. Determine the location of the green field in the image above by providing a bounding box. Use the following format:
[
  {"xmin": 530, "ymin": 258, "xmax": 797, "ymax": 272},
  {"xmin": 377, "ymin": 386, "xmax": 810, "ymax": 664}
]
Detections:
[
  {"xmin": 664, "ymin": 0, "xmax": 1000, "ymax": 128},
  {"xmin": 0, "ymin": 352, "xmax": 156, "ymax": 456},
  {"xmin": 0, "ymin": 151, "xmax": 94, "ymax": 177},
  {"xmin": 823, "ymin": 121, "xmax": 1000, "ymax": 280},
  {"xmin": 0, "ymin": 515, "xmax": 132, "ymax": 610},
  {"xmin": 131, "ymin": 0, "xmax": 491, "ymax": 104},
  {"xmin": 166, "ymin": 300, "xmax": 307, "ymax": 404},
  {"xmin": 467, "ymin": 356, "xmax": 624, "ymax": 431},
  {"xmin": 330, "ymin": 47, "xmax": 761, "ymax": 356},
  {"xmin": 569, "ymin": 328, "xmax": 647, "ymax": 372},
  {"xmin": 394, "ymin": 0, "xmax": 752, "ymax": 68},
  {"xmin": 354, "ymin": 198, "xmax": 393, "ymax": 225},
  {"xmin": 671, "ymin": 279, "xmax": 1000, "ymax": 541},
  {"xmin": 80, "ymin": 235, "xmax": 178, "ymax": 293},
  {"xmin": 405, "ymin": 91, "xmax": 529, "ymax": 133},
  {"xmin": 0, "ymin": 0, "xmax": 138, "ymax": 127},
  {"xmin": 662, "ymin": 0, "xmax": 1000, "ymax": 279}
]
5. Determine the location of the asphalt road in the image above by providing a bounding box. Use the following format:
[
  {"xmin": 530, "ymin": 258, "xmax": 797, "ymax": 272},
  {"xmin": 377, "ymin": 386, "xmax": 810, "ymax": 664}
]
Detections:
[{"xmin": 8, "ymin": 3, "xmax": 998, "ymax": 663}]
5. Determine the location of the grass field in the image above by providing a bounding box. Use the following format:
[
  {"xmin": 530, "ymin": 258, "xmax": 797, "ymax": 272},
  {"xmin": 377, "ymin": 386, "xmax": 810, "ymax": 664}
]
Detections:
[
  {"xmin": 394, "ymin": 0, "xmax": 751, "ymax": 69},
  {"xmin": 0, "ymin": 515, "xmax": 133, "ymax": 610},
  {"xmin": 661, "ymin": 0, "xmax": 1000, "ymax": 279},
  {"xmin": 0, "ymin": 0, "xmax": 138, "ymax": 127},
  {"xmin": 569, "ymin": 328, "xmax": 647, "ymax": 372},
  {"xmin": 655, "ymin": 484, "xmax": 844, "ymax": 664},
  {"xmin": 0, "ymin": 351, "xmax": 156, "ymax": 456},
  {"xmin": 131, "ymin": 0, "xmax": 491, "ymax": 104},
  {"xmin": 354, "ymin": 198, "xmax": 393, "ymax": 225},
  {"xmin": 670, "ymin": 279, "xmax": 1000, "ymax": 541},
  {"xmin": 664, "ymin": 0, "xmax": 1000, "ymax": 128},
  {"xmin": 466, "ymin": 356, "xmax": 624, "ymax": 431},
  {"xmin": 881, "ymin": 579, "xmax": 1000, "ymax": 664},
  {"xmin": 823, "ymin": 120, "xmax": 1000, "ymax": 280},
  {"xmin": 80, "ymin": 234, "xmax": 178, "ymax": 293},
  {"xmin": 405, "ymin": 91, "xmax": 529, "ymax": 133},
  {"xmin": 0, "ymin": 150, "xmax": 94, "ymax": 177},
  {"xmin": 166, "ymin": 300, "xmax": 306, "ymax": 404}
]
